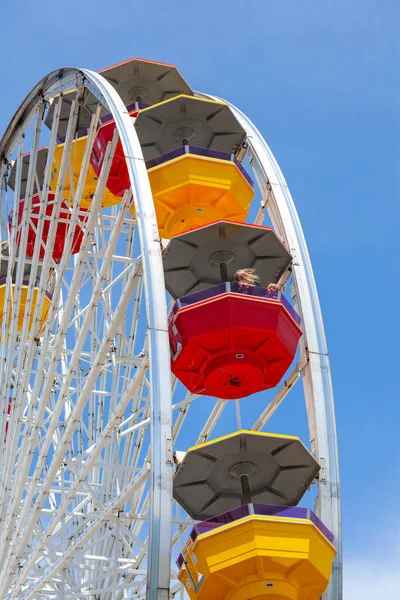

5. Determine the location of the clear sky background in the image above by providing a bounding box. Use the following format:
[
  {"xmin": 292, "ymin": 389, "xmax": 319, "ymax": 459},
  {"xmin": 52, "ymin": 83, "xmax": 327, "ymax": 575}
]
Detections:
[{"xmin": 0, "ymin": 1, "xmax": 398, "ymax": 598}]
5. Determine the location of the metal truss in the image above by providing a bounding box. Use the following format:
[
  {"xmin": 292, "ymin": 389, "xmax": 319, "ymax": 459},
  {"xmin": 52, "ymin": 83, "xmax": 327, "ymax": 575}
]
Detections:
[
  {"xmin": 0, "ymin": 68, "xmax": 172, "ymax": 600},
  {"xmin": 0, "ymin": 67, "xmax": 341, "ymax": 600}
]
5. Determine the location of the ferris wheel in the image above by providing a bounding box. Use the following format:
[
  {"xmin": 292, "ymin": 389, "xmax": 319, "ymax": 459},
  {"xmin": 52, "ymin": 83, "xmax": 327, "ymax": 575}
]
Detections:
[{"xmin": 0, "ymin": 58, "xmax": 341, "ymax": 600}]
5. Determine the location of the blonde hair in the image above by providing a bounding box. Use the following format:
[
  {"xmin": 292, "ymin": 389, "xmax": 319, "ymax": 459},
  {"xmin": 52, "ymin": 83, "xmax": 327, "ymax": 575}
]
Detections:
[{"xmin": 234, "ymin": 268, "xmax": 260, "ymax": 286}]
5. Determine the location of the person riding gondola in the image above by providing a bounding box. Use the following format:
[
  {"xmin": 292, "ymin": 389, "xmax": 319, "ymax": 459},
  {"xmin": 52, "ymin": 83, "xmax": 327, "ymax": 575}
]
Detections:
[{"xmin": 233, "ymin": 267, "xmax": 285, "ymax": 295}]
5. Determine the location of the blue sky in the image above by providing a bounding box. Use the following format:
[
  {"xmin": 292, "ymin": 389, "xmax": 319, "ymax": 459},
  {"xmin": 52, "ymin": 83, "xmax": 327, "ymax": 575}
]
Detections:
[{"xmin": 0, "ymin": 1, "xmax": 398, "ymax": 597}]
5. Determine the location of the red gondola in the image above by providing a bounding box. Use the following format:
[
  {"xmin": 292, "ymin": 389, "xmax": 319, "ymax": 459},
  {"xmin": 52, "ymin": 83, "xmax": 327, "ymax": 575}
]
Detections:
[
  {"xmin": 90, "ymin": 108, "xmax": 139, "ymax": 197},
  {"xmin": 14, "ymin": 192, "xmax": 87, "ymax": 262},
  {"xmin": 169, "ymin": 283, "xmax": 302, "ymax": 399}
]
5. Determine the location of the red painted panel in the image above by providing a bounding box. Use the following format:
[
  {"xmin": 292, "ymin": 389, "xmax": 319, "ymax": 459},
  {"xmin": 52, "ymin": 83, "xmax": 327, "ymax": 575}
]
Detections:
[
  {"xmin": 91, "ymin": 109, "xmax": 139, "ymax": 197},
  {"xmin": 14, "ymin": 193, "xmax": 87, "ymax": 262}
]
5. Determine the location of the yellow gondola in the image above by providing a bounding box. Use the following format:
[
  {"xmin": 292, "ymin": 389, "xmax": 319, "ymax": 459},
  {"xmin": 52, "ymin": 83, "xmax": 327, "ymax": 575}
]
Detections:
[
  {"xmin": 0, "ymin": 243, "xmax": 53, "ymax": 336},
  {"xmin": 51, "ymin": 135, "xmax": 121, "ymax": 209},
  {"xmin": 178, "ymin": 509, "xmax": 336, "ymax": 600},
  {"xmin": 0, "ymin": 283, "xmax": 52, "ymax": 334},
  {"xmin": 137, "ymin": 148, "xmax": 254, "ymax": 238}
]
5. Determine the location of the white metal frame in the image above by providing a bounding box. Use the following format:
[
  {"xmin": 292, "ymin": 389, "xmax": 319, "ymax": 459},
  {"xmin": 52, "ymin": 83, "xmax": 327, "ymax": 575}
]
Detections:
[
  {"xmin": 0, "ymin": 68, "xmax": 173, "ymax": 599},
  {"xmin": 0, "ymin": 67, "xmax": 341, "ymax": 600}
]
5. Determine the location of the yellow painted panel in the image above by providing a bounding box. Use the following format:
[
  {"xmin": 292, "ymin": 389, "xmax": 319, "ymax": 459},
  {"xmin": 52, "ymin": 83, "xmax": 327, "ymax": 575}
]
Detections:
[
  {"xmin": 179, "ymin": 516, "xmax": 336, "ymax": 600},
  {"xmin": 51, "ymin": 137, "xmax": 121, "ymax": 209},
  {"xmin": 0, "ymin": 284, "xmax": 52, "ymax": 335}
]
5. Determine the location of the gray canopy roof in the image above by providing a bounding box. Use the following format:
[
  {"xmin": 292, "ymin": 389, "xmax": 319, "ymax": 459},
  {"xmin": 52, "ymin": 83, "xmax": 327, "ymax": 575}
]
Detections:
[
  {"xmin": 173, "ymin": 431, "xmax": 320, "ymax": 521},
  {"xmin": 99, "ymin": 57, "xmax": 193, "ymax": 104},
  {"xmin": 0, "ymin": 242, "xmax": 41, "ymax": 283},
  {"xmin": 44, "ymin": 90, "xmax": 103, "ymax": 139},
  {"xmin": 163, "ymin": 220, "xmax": 292, "ymax": 299},
  {"xmin": 8, "ymin": 147, "xmax": 49, "ymax": 197},
  {"xmin": 45, "ymin": 58, "xmax": 193, "ymax": 139},
  {"xmin": 134, "ymin": 95, "xmax": 247, "ymax": 161}
]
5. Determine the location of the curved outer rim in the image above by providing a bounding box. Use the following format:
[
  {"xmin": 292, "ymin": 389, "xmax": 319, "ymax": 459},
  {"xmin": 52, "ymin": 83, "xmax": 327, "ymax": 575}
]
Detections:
[
  {"xmin": 0, "ymin": 67, "xmax": 173, "ymax": 600},
  {"xmin": 198, "ymin": 93, "xmax": 342, "ymax": 600}
]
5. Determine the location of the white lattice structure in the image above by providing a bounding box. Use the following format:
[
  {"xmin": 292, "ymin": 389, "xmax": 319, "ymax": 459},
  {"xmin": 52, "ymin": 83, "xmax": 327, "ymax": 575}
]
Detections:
[{"xmin": 0, "ymin": 66, "xmax": 341, "ymax": 600}]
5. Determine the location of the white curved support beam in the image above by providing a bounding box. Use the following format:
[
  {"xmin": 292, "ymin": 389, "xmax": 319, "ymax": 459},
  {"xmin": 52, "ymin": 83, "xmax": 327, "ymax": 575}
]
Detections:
[
  {"xmin": 75, "ymin": 68, "xmax": 174, "ymax": 600},
  {"xmin": 199, "ymin": 93, "xmax": 342, "ymax": 600}
]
